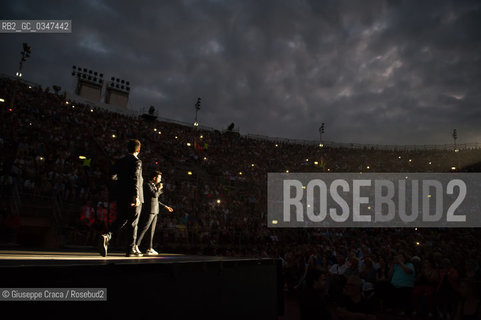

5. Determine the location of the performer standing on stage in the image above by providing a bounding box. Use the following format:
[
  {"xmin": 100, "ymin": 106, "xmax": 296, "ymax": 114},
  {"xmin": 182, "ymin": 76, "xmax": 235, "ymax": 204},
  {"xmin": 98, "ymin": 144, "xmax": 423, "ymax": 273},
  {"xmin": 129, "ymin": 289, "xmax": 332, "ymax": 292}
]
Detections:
[
  {"xmin": 136, "ymin": 170, "xmax": 173, "ymax": 255},
  {"xmin": 100, "ymin": 139, "xmax": 144, "ymax": 257}
]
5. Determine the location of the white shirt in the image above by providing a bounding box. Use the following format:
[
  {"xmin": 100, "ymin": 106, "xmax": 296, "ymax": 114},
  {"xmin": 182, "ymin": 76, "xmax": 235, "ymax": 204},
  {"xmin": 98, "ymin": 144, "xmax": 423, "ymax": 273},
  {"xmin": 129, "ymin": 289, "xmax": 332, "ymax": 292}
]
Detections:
[{"xmin": 329, "ymin": 263, "xmax": 348, "ymax": 275}]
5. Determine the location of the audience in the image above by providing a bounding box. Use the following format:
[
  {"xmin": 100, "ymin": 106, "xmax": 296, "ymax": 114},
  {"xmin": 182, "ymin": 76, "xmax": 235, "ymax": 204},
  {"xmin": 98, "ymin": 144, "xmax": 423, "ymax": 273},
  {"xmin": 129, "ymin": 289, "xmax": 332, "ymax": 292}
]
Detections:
[{"xmin": 1, "ymin": 76, "xmax": 481, "ymax": 319}]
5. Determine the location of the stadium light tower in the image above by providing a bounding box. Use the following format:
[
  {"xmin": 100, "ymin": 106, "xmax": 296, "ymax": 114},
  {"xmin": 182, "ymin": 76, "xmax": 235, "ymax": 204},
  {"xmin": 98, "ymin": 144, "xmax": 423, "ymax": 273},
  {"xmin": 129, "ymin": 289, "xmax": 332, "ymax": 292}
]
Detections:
[
  {"xmin": 318, "ymin": 122, "xmax": 326, "ymax": 172},
  {"xmin": 319, "ymin": 122, "xmax": 325, "ymax": 145},
  {"xmin": 10, "ymin": 43, "xmax": 32, "ymax": 109},
  {"xmin": 194, "ymin": 97, "xmax": 201, "ymax": 127},
  {"xmin": 452, "ymin": 129, "xmax": 458, "ymax": 151},
  {"xmin": 16, "ymin": 42, "xmax": 32, "ymax": 78}
]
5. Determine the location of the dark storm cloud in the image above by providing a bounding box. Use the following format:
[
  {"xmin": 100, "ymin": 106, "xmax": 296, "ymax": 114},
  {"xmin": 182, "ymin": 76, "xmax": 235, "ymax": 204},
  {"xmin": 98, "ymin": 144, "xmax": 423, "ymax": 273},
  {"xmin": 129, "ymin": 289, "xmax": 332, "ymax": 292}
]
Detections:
[{"xmin": 1, "ymin": 0, "xmax": 480, "ymax": 145}]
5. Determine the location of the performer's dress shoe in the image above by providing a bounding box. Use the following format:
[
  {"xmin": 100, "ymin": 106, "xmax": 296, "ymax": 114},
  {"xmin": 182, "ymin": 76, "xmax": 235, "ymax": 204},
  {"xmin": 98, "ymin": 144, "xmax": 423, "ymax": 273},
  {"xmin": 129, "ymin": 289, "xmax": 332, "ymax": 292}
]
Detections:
[
  {"xmin": 99, "ymin": 233, "xmax": 111, "ymax": 257},
  {"xmin": 146, "ymin": 248, "xmax": 158, "ymax": 255}
]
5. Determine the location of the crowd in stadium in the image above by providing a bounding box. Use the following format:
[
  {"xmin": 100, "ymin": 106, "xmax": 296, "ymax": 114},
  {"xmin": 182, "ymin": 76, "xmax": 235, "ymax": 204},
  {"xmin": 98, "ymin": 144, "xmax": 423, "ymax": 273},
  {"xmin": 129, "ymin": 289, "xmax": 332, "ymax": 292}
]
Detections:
[{"xmin": 1, "ymin": 76, "xmax": 481, "ymax": 319}]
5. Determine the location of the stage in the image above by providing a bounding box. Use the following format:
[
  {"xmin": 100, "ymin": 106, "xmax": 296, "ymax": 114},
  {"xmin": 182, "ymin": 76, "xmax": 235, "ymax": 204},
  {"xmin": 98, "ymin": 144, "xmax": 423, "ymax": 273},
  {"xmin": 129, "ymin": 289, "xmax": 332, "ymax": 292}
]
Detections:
[
  {"xmin": 0, "ymin": 249, "xmax": 283, "ymax": 319},
  {"xmin": 0, "ymin": 249, "xmax": 238, "ymax": 265}
]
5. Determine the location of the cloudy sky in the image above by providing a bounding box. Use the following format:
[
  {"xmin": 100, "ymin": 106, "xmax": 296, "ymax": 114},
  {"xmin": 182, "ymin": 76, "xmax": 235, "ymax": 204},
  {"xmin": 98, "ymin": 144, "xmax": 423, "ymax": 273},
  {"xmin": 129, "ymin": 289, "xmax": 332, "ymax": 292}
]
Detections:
[{"xmin": 1, "ymin": 0, "xmax": 480, "ymax": 145}]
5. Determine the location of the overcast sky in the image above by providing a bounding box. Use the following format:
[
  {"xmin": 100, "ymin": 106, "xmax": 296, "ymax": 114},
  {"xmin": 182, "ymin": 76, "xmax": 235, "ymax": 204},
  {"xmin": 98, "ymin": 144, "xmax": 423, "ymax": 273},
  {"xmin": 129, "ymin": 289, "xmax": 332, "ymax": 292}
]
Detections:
[{"xmin": 1, "ymin": 0, "xmax": 480, "ymax": 145}]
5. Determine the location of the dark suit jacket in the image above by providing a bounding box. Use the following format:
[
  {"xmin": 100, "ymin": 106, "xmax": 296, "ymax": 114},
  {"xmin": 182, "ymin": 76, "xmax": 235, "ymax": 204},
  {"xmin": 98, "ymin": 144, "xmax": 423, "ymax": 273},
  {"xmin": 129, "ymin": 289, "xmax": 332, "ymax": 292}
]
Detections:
[
  {"xmin": 111, "ymin": 154, "xmax": 144, "ymax": 204},
  {"xmin": 142, "ymin": 181, "xmax": 165, "ymax": 214}
]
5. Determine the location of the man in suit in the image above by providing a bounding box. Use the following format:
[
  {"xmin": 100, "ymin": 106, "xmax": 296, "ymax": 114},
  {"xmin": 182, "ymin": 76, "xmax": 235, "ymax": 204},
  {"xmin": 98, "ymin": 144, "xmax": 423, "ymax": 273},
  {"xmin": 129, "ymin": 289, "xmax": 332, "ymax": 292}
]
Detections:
[
  {"xmin": 136, "ymin": 170, "xmax": 173, "ymax": 255},
  {"xmin": 100, "ymin": 139, "xmax": 144, "ymax": 257}
]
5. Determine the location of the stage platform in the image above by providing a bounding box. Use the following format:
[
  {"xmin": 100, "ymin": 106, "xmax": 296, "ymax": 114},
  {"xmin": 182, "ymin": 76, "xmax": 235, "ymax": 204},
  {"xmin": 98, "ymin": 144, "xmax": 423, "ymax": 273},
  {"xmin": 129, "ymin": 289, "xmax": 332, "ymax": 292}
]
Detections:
[{"xmin": 0, "ymin": 249, "xmax": 283, "ymax": 319}]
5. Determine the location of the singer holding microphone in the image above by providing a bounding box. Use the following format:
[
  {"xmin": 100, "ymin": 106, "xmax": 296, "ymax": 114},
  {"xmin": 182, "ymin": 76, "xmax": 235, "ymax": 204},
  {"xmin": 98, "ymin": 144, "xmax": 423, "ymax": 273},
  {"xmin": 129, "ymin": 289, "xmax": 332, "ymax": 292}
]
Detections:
[{"xmin": 136, "ymin": 170, "xmax": 173, "ymax": 255}]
